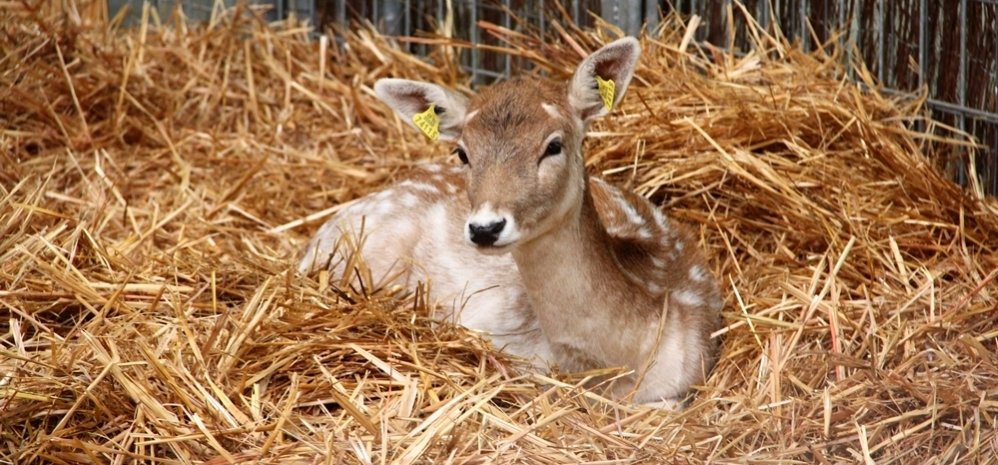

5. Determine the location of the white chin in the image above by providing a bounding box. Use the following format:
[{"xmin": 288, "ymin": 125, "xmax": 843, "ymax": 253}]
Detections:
[{"xmin": 472, "ymin": 242, "xmax": 515, "ymax": 255}]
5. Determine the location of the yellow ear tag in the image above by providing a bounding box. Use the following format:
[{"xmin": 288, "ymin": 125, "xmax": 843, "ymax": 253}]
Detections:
[
  {"xmin": 595, "ymin": 75, "xmax": 616, "ymax": 111},
  {"xmin": 412, "ymin": 104, "xmax": 440, "ymax": 141}
]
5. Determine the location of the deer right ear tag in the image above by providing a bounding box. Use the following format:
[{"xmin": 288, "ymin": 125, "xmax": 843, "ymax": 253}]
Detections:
[
  {"xmin": 595, "ymin": 76, "xmax": 615, "ymax": 110},
  {"xmin": 412, "ymin": 104, "xmax": 440, "ymax": 141}
]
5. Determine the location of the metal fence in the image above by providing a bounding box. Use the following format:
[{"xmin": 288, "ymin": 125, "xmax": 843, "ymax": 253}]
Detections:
[
  {"xmin": 109, "ymin": 0, "xmax": 998, "ymax": 195},
  {"xmin": 677, "ymin": 0, "xmax": 998, "ymax": 193}
]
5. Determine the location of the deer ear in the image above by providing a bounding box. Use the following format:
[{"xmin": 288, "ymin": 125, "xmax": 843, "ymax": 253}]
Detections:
[
  {"xmin": 568, "ymin": 37, "xmax": 641, "ymax": 122},
  {"xmin": 374, "ymin": 79, "xmax": 468, "ymax": 141}
]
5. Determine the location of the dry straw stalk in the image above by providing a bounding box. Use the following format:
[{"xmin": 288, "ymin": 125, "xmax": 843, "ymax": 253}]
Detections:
[{"xmin": 2, "ymin": 1, "xmax": 997, "ymax": 464}]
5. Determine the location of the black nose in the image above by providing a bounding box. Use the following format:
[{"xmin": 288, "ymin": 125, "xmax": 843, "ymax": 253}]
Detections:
[{"xmin": 468, "ymin": 219, "xmax": 506, "ymax": 246}]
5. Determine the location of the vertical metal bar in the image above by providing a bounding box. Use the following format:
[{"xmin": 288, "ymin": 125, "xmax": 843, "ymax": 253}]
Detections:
[
  {"xmin": 957, "ymin": 0, "xmax": 968, "ymax": 185},
  {"xmin": 646, "ymin": 0, "xmax": 659, "ymax": 34},
  {"xmin": 876, "ymin": 0, "xmax": 884, "ymax": 83},
  {"xmin": 992, "ymin": 123, "xmax": 997, "ymax": 194},
  {"xmin": 918, "ymin": 0, "xmax": 927, "ymax": 91},
  {"xmin": 837, "ymin": 0, "xmax": 845, "ymax": 51},
  {"xmin": 600, "ymin": 0, "xmax": 615, "ymax": 30},
  {"xmin": 848, "ymin": 0, "xmax": 860, "ymax": 80},
  {"xmin": 383, "ymin": 0, "xmax": 402, "ymax": 35},
  {"xmin": 957, "ymin": 0, "xmax": 968, "ymax": 112},
  {"xmin": 503, "ymin": 0, "xmax": 511, "ymax": 79},
  {"xmin": 627, "ymin": 0, "xmax": 641, "ymax": 36},
  {"xmin": 825, "ymin": 0, "xmax": 831, "ymax": 45},
  {"xmin": 539, "ymin": 0, "xmax": 545, "ymax": 42},
  {"xmin": 336, "ymin": 0, "xmax": 345, "ymax": 27},
  {"xmin": 723, "ymin": 0, "xmax": 732, "ymax": 51},
  {"xmin": 779, "ymin": 0, "xmax": 786, "ymax": 33},
  {"xmin": 470, "ymin": 0, "xmax": 479, "ymax": 84},
  {"xmin": 684, "ymin": 0, "xmax": 702, "ymax": 38},
  {"xmin": 571, "ymin": 0, "xmax": 579, "ymax": 26},
  {"xmin": 404, "ymin": 0, "xmax": 411, "ymax": 37},
  {"xmin": 437, "ymin": 0, "xmax": 444, "ymax": 33},
  {"xmin": 690, "ymin": 0, "xmax": 699, "ymax": 40},
  {"xmin": 311, "ymin": 0, "xmax": 319, "ymax": 33},
  {"xmin": 993, "ymin": 128, "xmax": 997, "ymax": 194},
  {"xmin": 767, "ymin": 0, "xmax": 775, "ymax": 38},
  {"xmin": 308, "ymin": 0, "xmax": 317, "ymax": 30},
  {"xmin": 799, "ymin": 0, "xmax": 810, "ymax": 52},
  {"xmin": 758, "ymin": 0, "xmax": 770, "ymax": 31},
  {"xmin": 830, "ymin": 0, "xmax": 836, "ymax": 41},
  {"xmin": 917, "ymin": 0, "xmax": 927, "ymax": 135}
]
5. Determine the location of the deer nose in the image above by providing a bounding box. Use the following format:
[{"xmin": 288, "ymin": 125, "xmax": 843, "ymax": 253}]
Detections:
[{"xmin": 468, "ymin": 218, "xmax": 506, "ymax": 246}]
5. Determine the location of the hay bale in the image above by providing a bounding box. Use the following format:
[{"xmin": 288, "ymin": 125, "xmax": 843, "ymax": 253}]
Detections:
[{"xmin": 2, "ymin": 3, "xmax": 996, "ymax": 464}]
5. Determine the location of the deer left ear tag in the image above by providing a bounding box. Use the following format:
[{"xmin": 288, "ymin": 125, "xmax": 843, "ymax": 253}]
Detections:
[
  {"xmin": 412, "ymin": 104, "xmax": 440, "ymax": 141},
  {"xmin": 595, "ymin": 76, "xmax": 615, "ymax": 111}
]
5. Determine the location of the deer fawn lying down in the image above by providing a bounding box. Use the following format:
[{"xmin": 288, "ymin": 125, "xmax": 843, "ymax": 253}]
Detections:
[{"xmin": 299, "ymin": 38, "xmax": 723, "ymax": 408}]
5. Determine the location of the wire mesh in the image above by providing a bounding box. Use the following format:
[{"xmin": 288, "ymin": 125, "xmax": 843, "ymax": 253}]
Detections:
[{"xmin": 674, "ymin": 1, "xmax": 997, "ymax": 195}]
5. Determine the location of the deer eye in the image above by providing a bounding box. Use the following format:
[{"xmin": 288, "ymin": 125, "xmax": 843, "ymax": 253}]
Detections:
[
  {"xmin": 541, "ymin": 139, "xmax": 562, "ymax": 161},
  {"xmin": 453, "ymin": 147, "xmax": 469, "ymax": 165}
]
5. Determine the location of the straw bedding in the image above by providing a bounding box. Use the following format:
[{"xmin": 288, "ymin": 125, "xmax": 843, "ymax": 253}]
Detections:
[{"xmin": 2, "ymin": 3, "xmax": 997, "ymax": 464}]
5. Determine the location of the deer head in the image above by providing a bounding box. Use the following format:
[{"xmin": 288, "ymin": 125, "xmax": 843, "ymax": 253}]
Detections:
[{"xmin": 375, "ymin": 37, "xmax": 641, "ymax": 252}]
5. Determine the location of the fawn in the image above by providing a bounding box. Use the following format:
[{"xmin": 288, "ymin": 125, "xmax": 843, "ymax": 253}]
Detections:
[{"xmin": 299, "ymin": 38, "xmax": 723, "ymax": 408}]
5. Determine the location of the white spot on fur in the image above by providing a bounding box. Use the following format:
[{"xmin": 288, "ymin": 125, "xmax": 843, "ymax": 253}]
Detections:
[
  {"xmin": 647, "ymin": 282, "xmax": 664, "ymax": 294},
  {"xmin": 652, "ymin": 208, "xmax": 669, "ymax": 229},
  {"xmin": 423, "ymin": 164, "xmax": 443, "ymax": 173},
  {"xmin": 638, "ymin": 228, "xmax": 652, "ymax": 239},
  {"xmin": 651, "ymin": 256, "xmax": 666, "ymax": 268},
  {"xmin": 611, "ymin": 192, "xmax": 644, "ymax": 226},
  {"xmin": 675, "ymin": 241, "xmax": 685, "ymax": 252},
  {"xmin": 606, "ymin": 224, "xmax": 628, "ymax": 236},
  {"xmin": 370, "ymin": 201, "xmax": 395, "ymax": 217},
  {"xmin": 542, "ymin": 103, "xmax": 561, "ymax": 119},
  {"xmin": 428, "ymin": 202, "xmax": 449, "ymax": 231},
  {"xmin": 395, "ymin": 216, "xmax": 417, "ymax": 241},
  {"xmin": 465, "ymin": 110, "xmax": 480, "ymax": 125},
  {"xmin": 400, "ymin": 192, "xmax": 420, "ymax": 208},
  {"xmin": 673, "ymin": 289, "xmax": 703, "ymax": 307},
  {"xmin": 689, "ymin": 265, "xmax": 708, "ymax": 282},
  {"xmin": 398, "ymin": 180, "xmax": 439, "ymax": 194}
]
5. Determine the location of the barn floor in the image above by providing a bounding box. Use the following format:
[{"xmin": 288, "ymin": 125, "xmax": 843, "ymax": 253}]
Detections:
[{"xmin": 2, "ymin": 3, "xmax": 998, "ymax": 464}]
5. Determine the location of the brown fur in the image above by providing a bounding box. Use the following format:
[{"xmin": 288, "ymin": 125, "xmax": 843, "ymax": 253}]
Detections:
[
  {"xmin": 456, "ymin": 74, "xmax": 723, "ymax": 403},
  {"xmin": 314, "ymin": 38, "xmax": 725, "ymax": 407}
]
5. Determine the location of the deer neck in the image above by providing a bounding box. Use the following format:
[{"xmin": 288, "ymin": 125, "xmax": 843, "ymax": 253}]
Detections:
[{"xmin": 510, "ymin": 181, "xmax": 647, "ymax": 332}]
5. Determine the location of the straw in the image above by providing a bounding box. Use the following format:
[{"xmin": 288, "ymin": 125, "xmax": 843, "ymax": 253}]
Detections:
[{"xmin": 2, "ymin": 2, "xmax": 996, "ymax": 464}]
